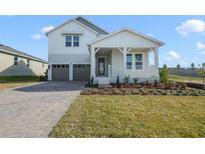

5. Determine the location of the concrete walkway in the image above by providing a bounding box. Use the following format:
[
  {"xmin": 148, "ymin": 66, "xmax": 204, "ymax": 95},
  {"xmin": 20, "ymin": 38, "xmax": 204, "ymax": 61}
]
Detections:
[{"xmin": 0, "ymin": 81, "xmax": 85, "ymax": 138}]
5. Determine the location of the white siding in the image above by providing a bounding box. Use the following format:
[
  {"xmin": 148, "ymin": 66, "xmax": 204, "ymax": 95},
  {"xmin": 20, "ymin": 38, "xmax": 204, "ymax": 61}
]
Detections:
[
  {"xmin": 48, "ymin": 20, "xmax": 98, "ymax": 57},
  {"xmin": 92, "ymin": 30, "xmax": 160, "ymax": 48},
  {"xmin": 111, "ymin": 48, "xmax": 124, "ymax": 82},
  {"xmin": 110, "ymin": 49, "xmax": 151, "ymax": 82}
]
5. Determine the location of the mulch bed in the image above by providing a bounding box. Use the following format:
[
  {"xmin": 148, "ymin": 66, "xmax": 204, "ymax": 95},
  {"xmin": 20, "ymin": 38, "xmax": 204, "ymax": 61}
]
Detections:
[{"xmin": 81, "ymin": 83, "xmax": 205, "ymax": 96}]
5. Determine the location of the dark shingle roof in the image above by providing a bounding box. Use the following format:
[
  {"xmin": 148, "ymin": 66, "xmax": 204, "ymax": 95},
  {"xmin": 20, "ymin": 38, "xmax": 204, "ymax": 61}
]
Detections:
[
  {"xmin": 75, "ymin": 16, "xmax": 108, "ymax": 35},
  {"xmin": 0, "ymin": 44, "xmax": 47, "ymax": 63}
]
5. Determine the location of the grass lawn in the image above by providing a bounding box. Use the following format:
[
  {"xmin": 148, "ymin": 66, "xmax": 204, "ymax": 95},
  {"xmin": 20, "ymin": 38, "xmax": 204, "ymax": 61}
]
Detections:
[
  {"xmin": 0, "ymin": 82, "xmax": 38, "ymax": 90},
  {"xmin": 0, "ymin": 76, "xmax": 40, "ymax": 82},
  {"xmin": 50, "ymin": 95, "xmax": 205, "ymax": 138},
  {"xmin": 168, "ymin": 74, "xmax": 204, "ymax": 84},
  {"xmin": 0, "ymin": 76, "xmax": 41, "ymax": 90}
]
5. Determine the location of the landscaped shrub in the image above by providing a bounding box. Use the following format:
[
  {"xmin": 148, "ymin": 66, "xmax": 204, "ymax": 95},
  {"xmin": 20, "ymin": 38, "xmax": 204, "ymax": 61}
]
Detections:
[
  {"xmin": 123, "ymin": 75, "xmax": 130, "ymax": 84},
  {"xmin": 133, "ymin": 78, "xmax": 138, "ymax": 84},
  {"xmin": 160, "ymin": 68, "xmax": 168, "ymax": 83},
  {"xmin": 116, "ymin": 75, "xmax": 120, "ymax": 84}
]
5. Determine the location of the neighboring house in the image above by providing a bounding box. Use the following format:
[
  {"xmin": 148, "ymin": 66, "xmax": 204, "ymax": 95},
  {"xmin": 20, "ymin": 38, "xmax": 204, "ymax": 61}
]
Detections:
[
  {"xmin": 46, "ymin": 16, "xmax": 164, "ymax": 84},
  {"xmin": 0, "ymin": 44, "xmax": 48, "ymax": 76}
]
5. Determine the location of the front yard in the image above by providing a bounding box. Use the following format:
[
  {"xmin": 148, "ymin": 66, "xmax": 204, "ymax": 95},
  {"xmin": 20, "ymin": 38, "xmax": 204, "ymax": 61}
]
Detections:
[
  {"xmin": 50, "ymin": 95, "xmax": 205, "ymax": 138},
  {"xmin": 0, "ymin": 82, "xmax": 37, "ymax": 90},
  {"xmin": 0, "ymin": 76, "xmax": 41, "ymax": 90}
]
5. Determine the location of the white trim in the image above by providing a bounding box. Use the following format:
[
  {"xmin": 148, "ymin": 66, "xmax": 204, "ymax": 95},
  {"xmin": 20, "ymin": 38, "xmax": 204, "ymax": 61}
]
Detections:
[
  {"xmin": 94, "ymin": 47, "xmax": 101, "ymax": 53},
  {"xmin": 88, "ymin": 45, "xmax": 160, "ymax": 48},
  {"xmin": 69, "ymin": 63, "xmax": 73, "ymax": 80},
  {"xmin": 46, "ymin": 16, "xmax": 108, "ymax": 36},
  {"xmin": 88, "ymin": 27, "xmax": 165, "ymax": 46},
  {"xmin": 96, "ymin": 56, "xmax": 107, "ymax": 77},
  {"xmin": 49, "ymin": 62, "xmax": 90, "ymax": 65}
]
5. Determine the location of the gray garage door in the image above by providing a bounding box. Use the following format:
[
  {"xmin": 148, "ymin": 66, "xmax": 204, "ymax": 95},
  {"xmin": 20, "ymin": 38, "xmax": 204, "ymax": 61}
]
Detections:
[
  {"xmin": 73, "ymin": 64, "xmax": 90, "ymax": 81},
  {"xmin": 52, "ymin": 64, "xmax": 69, "ymax": 81}
]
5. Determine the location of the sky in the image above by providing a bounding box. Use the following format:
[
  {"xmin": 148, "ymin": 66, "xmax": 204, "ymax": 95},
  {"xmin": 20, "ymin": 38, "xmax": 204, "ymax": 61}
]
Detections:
[{"xmin": 0, "ymin": 15, "xmax": 205, "ymax": 67}]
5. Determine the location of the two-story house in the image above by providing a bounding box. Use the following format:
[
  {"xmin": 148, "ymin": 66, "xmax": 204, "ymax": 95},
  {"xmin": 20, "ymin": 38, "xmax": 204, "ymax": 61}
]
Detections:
[{"xmin": 46, "ymin": 16, "xmax": 164, "ymax": 85}]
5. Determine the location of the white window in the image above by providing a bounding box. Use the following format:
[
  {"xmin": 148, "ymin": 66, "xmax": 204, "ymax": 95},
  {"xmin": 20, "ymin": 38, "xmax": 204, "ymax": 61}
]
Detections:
[
  {"xmin": 65, "ymin": 35, "xmax": 79, "ymax": 47},
  {"xmin": 27, "ymin": 59, "xmax": 30, "ymax": 67},
  {"xmin": 126, "ymin": 54, "xmax": 132, "ymax": 70},
  {"xmin": 73, "ymin": 36, "xmax": 79, "ymax": 47},
  {"xmin": 135, "ymin": 54, "xmax": 143, "ymax": 69},
  {"xmin": 65, "ymin": 36, "xmax": 72, "ymax": 47},
  {"xmin": 14, "ymin": 56, "xmax": 18, "ymax": 65}
]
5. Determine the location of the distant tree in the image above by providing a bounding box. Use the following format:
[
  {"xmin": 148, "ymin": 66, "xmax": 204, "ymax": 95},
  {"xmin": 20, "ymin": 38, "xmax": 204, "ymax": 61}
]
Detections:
[
  {"xmin": 202, "ymin": 63, "xmax": 205, "ymax": 68},
  {"xmin": 197, "ymin": 62, "xmax": 205, "ymax": 85},
  {"xmin": 163, "ymin": 64, "xmax": 167, "ymax": 69},
  {"xmin": 176, "ymin": 64, "xmax": 181, "ymax": 69},
  {"xmin": 191, "ymin": 62, "xmax": 195, "ymax": 69}
]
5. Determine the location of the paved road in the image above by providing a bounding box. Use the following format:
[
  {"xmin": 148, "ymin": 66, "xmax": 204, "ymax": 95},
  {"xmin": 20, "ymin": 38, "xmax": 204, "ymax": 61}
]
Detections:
[{"xmin": 0, "ymin": 81, "xmax": 85, "ymax": 138}]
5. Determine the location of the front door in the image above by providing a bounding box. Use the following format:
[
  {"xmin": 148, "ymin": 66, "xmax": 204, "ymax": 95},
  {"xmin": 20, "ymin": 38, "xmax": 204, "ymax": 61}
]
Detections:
[{"xmin": 98, "ymin": 57, "xmax": 105, "ymax": 76}]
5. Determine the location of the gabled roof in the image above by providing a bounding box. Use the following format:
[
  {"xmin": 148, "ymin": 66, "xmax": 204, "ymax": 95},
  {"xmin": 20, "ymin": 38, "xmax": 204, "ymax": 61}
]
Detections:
[
  {"xmin": 88, "ymin": 27, "xmax": 165, "ymax": 46},
  {"xmin": 0, "ymin": 44, "xmax": 47, "ymax": 63},
  {"xmin": 46, "ymin": 16, "xmax": 108, "ymax": 36}
]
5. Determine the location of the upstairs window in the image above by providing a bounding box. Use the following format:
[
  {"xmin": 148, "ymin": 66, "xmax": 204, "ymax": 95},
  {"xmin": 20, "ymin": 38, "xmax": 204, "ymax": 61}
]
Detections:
[
  {"xmin": 73, "ymin": 36, "xmax": 79, "ymax": 47},
  {"xmin": 65, "ymin": 36, "xmax": 72, "ymax": 47},
  {"xmin": 126, "ymin": 54, "xmax": 132, "ymax": 70},
  {"xmin": 14, "ymin": 56, "xmax": 18, "ymax": 65},
  {"xmin": 65, "ymin": 35, "xmax": 80, "ymax": 47},
  {"xmin": 27, "ymin": 59, "xmax": 30, "ymax": 67},
  {"xmin": 135, "ymin": 54, "xmax": 143, "ymax": 69}
]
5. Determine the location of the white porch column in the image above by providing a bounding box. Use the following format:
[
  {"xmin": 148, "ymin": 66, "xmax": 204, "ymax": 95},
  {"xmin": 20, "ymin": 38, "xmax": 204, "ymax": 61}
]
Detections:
[
  {"xmin": 48, "ymin": 64, "xmax": 52, "ymax": 80},
  {"xmin": 123, "ymin": 47, "xmax": 127, "ymax": 76},
  {"xmin": 90, "ymin": 47, "xmax": 96, "ymax": 79},
  {"xmin": 69, "ymin": 63, "xmax": 73, "ymax": 80},
  {"xmin": 153, "ymin": 47, "xmax": 159, "ymax": 78},
  {"xmin": 154, "ymin": 48, "xmax": 159, "ymax": 68}
]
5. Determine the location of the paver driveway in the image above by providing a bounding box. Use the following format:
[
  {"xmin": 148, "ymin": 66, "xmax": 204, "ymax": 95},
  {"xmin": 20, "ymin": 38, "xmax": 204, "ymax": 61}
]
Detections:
[{"xmin": 0, "ymin": 81, "xmax": 85, "ymax": 137}]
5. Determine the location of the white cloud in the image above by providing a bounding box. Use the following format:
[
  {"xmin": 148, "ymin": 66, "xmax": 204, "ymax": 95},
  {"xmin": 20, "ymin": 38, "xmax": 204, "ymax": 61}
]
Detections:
[
  {"xmin": 165, "ymin": 51, "xmax": 180, "ymax": 61},
  {"xmin": 41, "ymin": 26, "xmax": 54, "ymax": 34},
  {"xmin": 176, "ymin": 19, "xmax": 205, "ymax": 36},
  {"xmin": 32, "ymin": 34, "xmax": 43, "ymax": 40},
  {"xmin": 197, "ymin": 41, "xmax": 205, "ymax": 50},
  {"xmin": 146, "ymin": 33, "xmax": 153, "ymax": 37},
  {"xmin": 32, "ymin": 25, "xmax": 54, "ymax": 40}
]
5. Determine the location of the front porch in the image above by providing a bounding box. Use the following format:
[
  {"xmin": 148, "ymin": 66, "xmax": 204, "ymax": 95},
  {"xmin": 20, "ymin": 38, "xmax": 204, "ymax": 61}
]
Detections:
[
  {"xmin": 87, "ymin": 28, "xmax": 164, "ymax": 85},
  {"xmin": 90, "ymin": 47, "xmax": 159, "ymax": 85}
]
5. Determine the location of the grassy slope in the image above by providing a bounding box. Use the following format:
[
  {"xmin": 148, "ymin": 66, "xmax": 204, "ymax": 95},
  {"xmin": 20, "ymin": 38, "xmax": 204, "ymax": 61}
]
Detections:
[
  {"xmin": 0, "ymin": 82, "xmax": 36, "ymax": 90},
  {"xmin": 168, "ymin": 74, "xmax": 203, "ymax": 83},
  {"xmin": 0, "ymin": 76, "xmax": 40, "ymax": 90},
  {"xmin": 50, "ymin": 95, "xmax": 205, "ymax": 138},
  {"xmin": 0, "ymin": 76, "xmax": 40, "ymax": 82}
]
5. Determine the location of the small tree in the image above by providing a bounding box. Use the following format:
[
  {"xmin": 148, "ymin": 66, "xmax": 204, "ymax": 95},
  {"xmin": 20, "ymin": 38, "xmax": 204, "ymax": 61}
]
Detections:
[
  {"xmin": 176, "ymin": 64, "xmax": 181, "ymax": 69},
  {"xmin": 198, "ymin": 63, "xmax": 205, "ymax": 84},
  {"xmin": 160, "ymin": 68, "xmax": 168, "ymax": 83},
  {"xmin": 163, "ymin": 64, "xmax": 167, "ymax": 69},
  {"xmin": 191, "ymin": 62, "xmax": 195, "ymax": 69}
]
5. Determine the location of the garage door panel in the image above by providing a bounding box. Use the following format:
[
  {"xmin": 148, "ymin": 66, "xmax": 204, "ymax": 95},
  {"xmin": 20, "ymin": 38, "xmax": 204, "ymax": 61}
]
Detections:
[
  {"xmin": 73, "ymin": 64, "xmax": 90, "ymax": 81},
  {"xmin": 52, "ymin": 64, "xmax": 69, "ymax": 81}
]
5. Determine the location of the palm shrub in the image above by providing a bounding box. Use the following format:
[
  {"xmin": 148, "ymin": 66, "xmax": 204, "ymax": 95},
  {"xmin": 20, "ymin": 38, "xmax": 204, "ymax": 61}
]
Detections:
[
  {"xmin": 123, "ymin": 75, "xmax": 130, "ymax": 84},
  {"xmin": 116, "ymin": 75, "xmax": 120, "ymax": 84},
  {"xmin": 133, "ymin": 78, "xmax": 138, "ymax": 84},
  {"xmin": 160, "ymin": 68, "xmax": 168, "ymax": 83}
]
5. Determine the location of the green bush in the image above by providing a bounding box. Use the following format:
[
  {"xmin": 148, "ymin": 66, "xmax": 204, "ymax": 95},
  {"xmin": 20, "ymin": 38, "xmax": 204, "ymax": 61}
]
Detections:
[{"xmin": 160, "ymin": 68, "xmax": 168, "ymax": 83}]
